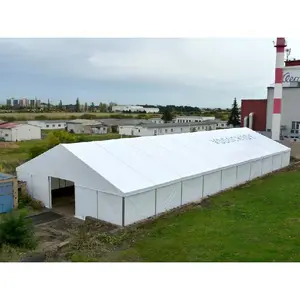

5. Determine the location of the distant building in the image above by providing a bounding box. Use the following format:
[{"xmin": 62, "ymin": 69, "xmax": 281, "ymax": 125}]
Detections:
[
  {"xmin": 111, "ymin": 105, "xmax": 159, "ymax": 113},
  {"xmin": 13, "ymin": 99, "xmax": 19, "ymax": 107},
  {"xmin": 0, "ymin": 123, "xmax": 41, "ymax": 142},
  {"xmin": 174, "ymin": 116, "xmax": 215, "ymax": 123},
  {"xmin": 27, "ymin": 120, "xmax": 67, "ymax": 130},
  {"xmin": 6, "ymin": 99, "xmax": 12, "ymax": 107},
  {"xmin": 66, "ymin": 119, "xmax": 108, "ymax": 134},
  {"xmin": 149, "ymin": 117, "xmax": 164, "ymax": 124},
  {"xmin": 99, "ymin": 118, "xmax": 152, "ymax": 133},
  {"xmin": 119, "ymin": 120, "xmax": 218, "ymax": 137}
]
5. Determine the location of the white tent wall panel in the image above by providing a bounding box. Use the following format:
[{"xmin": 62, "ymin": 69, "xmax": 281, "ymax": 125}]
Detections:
[
  {"xmin": 124, "ymin": 190, "xmax": 156, "ymax": 226},
  {"xmin": 30, "ymin": 174, "xmax": 50, "ymax": 208},
  {"xmin": 262, "ymin": 157, "xmax": 273, "ymax": 175},
  {"xmin": 237, "ymin": 163, "xmax": 251, "ymax": 184},
  {"xmin": 282, "ymin": 151, "xmax": 291, "ymax": 167},
  {"xmin": 97, "ymin": 192, "xmax": 123, "ymax": 226},
  {"xmin": 250, "ymin": 160, "xmax": 262, "ymax": 180},
  {"xmin": 272, "ymin": 154, "xmax": 283, "ymax": 171},
  {"xmin": 221, "ymin": 167, "xmax": 238, "ymax": 190},
  {"xmin": 181, "ymin": 176, "xmax": 203, "ymax": 205},
  {"xmin": 203, "ymin": 171, "xmax": 222, "ymax": 197},
  {"xmin": 156, "ymin": 182, "xmax": 181, "ymax": 214},
  {"xmin": 75, "ymin": 186, "xmax": 98, "ymax": 220}
]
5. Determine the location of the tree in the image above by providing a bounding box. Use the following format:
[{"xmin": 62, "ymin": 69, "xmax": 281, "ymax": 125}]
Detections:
[
  {"xmin": 84, "ymin": 102, "xmax": 88, "ymax": 112},
  {"xmin": 227, "ymin": 98, "xmax": 241, "ymax": 127},
  {"xmin": 161, "ymin": 109, "xmax": 173, "ymax": 123},
  {"xmin": 75, "ymin": 98, "xmax": 80, "ymax": 112},
  {"xmin": 47, "ymin": 99, "xmax": 50, "ymax": 112},
  {"xmin": 99, "ymin": 102, "xmax": 107, "ymax": 112},
  {"xmin": 90, "ymin": 102, "xmax": 95, "ymax": 112},
  {"xmin": 58, "ymin": 100, "xmax": 63, "ymax": 110}
]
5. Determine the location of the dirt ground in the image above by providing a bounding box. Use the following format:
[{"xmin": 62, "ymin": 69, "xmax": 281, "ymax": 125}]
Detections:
[
  {"xmin": 0, "ymin": 142, "xmax": 19, "ymax": 148},
  {"xmin": 19, "ymin": 211, "xmax": 118, "ymax": 261}
]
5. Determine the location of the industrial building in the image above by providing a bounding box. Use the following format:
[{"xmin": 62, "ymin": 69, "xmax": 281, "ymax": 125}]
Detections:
[
  {"xmin": 0, "ymin": 173, "xmax": 18, "ymax": 213},
  {"xmin": 0, "ymin": 123, "xmax": 41, "ymax": 141},
  {"xmin": 16, "ymin": 127, "xmax": 290, "ymax": 226},
  {"xmin": 119, "ymin": 120, "xmax": 218, "ymax": 137},
  {"xmin": 27, "ymin": 120, "xmax": 67, "ymax": 130},
  {"xmin": 66, "ymin": 119, "xmax": 108, "ymax": 134},
  {"xmin": 174, "ymin": 116, "xmax": 215, "ymax": 123},
  {"xmin": 241, "ymin": 37, "xmax": 300, "ymax": 140}
]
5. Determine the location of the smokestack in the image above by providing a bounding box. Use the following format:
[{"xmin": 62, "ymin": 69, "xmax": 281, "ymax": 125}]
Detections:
[{"xmin": 271, "ymin": 37, "xmax": 286, "ymax": 141}]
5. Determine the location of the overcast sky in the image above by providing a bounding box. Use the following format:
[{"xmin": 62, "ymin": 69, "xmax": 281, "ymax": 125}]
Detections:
[{"xmin": 1, "ymin": 38, "xmax": 299, "ymax": 108}]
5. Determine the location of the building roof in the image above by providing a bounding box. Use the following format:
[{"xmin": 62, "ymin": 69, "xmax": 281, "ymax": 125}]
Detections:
[
  {"xmin": 127, "ymin": 120, "xmax": 218, "ymax": 129},
  {"xmin": 175, "ymin": 115, "xmax": 215, "ymax": 119},
  {"xmin": 17, "ymin": 128, "xmax": 290, "ymax": 197},
  {"xmin": 0, "ymin": 122, "xmax": 18, "ymax": 129},
  {"xmin": 66, "ymin": 119, "xmax": 103, "ymax": 126},
  {"xmin": 0, "ymin": 172, "xmax": 15, "ymax": 180},
  {"xmin": 99, "ymin": 118, "xmax": 151, "ymax": 126}
]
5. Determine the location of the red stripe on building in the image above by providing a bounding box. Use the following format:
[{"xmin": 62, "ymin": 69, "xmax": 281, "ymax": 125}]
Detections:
[
  {"xmin": 276, "ymin": 47, "xmax": 285, "ymax": 53},
  {"xmin": 275, "ymin": 68, "xmax": 283, "ymax": 83},
  {"xmin": 273, "ymin": 98, "xmax": 281, "ymax": 114}
]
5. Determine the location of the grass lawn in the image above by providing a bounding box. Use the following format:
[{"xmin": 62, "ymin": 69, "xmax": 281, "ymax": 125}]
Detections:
[
  {"xmin": 61, "ymin": 165, "xmax": 300, "ymax": 262},
  {"xmin": 0, "ymin": 112, "xmax": 146, "ymax": 121}
]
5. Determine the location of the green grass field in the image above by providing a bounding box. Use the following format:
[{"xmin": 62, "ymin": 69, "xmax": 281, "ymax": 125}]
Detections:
[
  {"xmin": 0, "ymin": 112, "xmax": 150, "ymax": 121},
  {"xmin": 0, "ymin": 133, "xmax": 123, "ymax": 174},
  {"xmin": 61, "ymin": 164, "xmax": 300, "ymax": 262}
]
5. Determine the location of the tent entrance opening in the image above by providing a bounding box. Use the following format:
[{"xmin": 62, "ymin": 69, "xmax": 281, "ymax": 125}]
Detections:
[{"xmin": 50, "ymin": 177, "xmax": 75, "ymax": 216}]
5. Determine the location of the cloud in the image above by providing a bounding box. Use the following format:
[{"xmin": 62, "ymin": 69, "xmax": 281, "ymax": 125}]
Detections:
[{"xmin": 0, "ymin": 38, "xmax": 292, "ymax": 106}]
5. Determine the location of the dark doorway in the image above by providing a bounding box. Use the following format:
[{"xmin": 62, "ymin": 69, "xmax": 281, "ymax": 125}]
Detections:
[{"xmin": 50, "ymin": 177, "xmax": 75, "ymax": 216}]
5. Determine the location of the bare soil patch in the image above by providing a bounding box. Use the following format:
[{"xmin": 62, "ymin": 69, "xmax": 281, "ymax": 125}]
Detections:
[{"xmin": 0, "ymin": 142, "xmax": 19, "ymax": 149}]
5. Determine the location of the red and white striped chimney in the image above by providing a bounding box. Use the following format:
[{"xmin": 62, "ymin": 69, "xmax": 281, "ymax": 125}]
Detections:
[{"xmin": 271, "ymin": 37, "xmax": 286, "ymax": 141}]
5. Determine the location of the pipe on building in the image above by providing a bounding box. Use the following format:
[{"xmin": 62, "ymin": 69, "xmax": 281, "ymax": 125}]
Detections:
[
  {"xmin": 271, "ymin": 37, "xmax": 286, "ymax": 140},
  {"xmin": 248, "ymin": 112, "xmax": 254, "ymax": 129},
  {"xmin": 243, "ymin": 116, "xmax": 248, "ymax": 127}
]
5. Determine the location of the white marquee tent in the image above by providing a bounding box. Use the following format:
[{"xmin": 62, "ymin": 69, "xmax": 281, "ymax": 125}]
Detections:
[{"xmin": 16, "ymin": 127, "xmax": 291, "ymax": 226}]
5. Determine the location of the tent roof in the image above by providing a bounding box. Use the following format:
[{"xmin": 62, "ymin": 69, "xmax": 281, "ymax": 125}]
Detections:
[{"xmin": 59, "ymin": 127, "xmax": 289, "ymax": 195}]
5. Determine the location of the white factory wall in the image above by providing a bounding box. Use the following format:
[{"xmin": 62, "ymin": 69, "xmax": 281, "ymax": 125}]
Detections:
[
  {"xmin": 11, "ymin": 125, "xmax": 41, "ymax": 141},
  {"xmin": 67, "ymin": 123, "xmax": 85, "ymax": 134},
  {"xmin": 175, "ymin": 116, "xmax": 215, "ymax": 123},
  {"xmin": 28, "ymin": 120, "xmax": 66, "ymax": 130},
  {"xmin": 0, "ymin": 128, "xmax": 12, "ymax": 141},
  {"xmin": 267, "ymin": 87, "xmax": 300, "ymax": 137},
  {"xmin": 119, "ymin": 124, "xmax": 217, "ymax": 137},
  {"xmin": 16, "ymin": 128, "xmax": 291, "ymax": 226},
  {"xmin": 0, "ymin": 125, "xmax": 41, "ymax": 142}
]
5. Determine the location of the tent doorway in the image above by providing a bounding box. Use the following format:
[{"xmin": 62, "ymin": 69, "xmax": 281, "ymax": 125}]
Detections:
[{"xmin": 50, "ymin": 177, "xmax": 75, "ymax": 216}]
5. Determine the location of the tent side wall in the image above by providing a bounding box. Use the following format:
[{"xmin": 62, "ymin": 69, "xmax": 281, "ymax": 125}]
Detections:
[
  {"xmin": 75, "ymin": 186, "xmax": 123, "ymax": 225},
  {"xmin": 123, "ymin": 150, "xmax": 291, "ymax": 226}
]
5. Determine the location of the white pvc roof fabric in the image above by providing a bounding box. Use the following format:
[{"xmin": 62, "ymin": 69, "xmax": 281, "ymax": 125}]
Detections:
[{"xmin": 62, "ymin": 128, "xmax": 289, "ymax": 195}]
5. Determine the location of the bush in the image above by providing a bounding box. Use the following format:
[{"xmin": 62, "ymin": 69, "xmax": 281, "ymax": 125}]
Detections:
[
  {"xmin": 79, "ymin": 114, "xmax": 97, "ymax": 119},
  {"xmin": 28, "ymin": 144, "xmax": 51, "ymax": 159},
  {"xmin": 34, "ymin": 115, "xmax": 47, "ymax": 120},
  {"xmin": 0, "ymin": 211, "xmax": 36, "ymax": 249}
]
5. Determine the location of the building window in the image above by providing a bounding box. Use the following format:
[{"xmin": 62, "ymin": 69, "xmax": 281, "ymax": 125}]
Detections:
[
  {"xmin": 154, "ymin": 130, "xmax": 157, "ymax": 135},
  {"xmin": 165, "ymin": 129, "xmax": 168, "ymax": 133},
  {"xmin": 46, "ymin": 125, "xmax": 49, "ymax": 128},
  {"xmin": 52, "ymin": 124, "xmax": 55, "ymax": 127},
  {"xmin": 58, "ymin": 124, "xmax": 61, "ymax": 127},
  {"xmin": 181, "ymin": 128, "xmax": 183, "ymax": 132},
  {"xmin": 138, "ymin": 129, "xmax": 140, "ymax": 132},
  {"xmin": 171, "ymin": 128, "xmax": 173, "ymax": 132},
  {"xmin": 5, "ymin": 134, "xmax": 8, "ymax": 137},
  {"xmin": 198, "ymin": 127, "xmax": 200, "ymax": 130}
]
